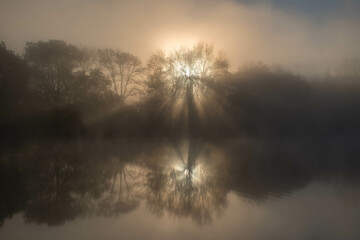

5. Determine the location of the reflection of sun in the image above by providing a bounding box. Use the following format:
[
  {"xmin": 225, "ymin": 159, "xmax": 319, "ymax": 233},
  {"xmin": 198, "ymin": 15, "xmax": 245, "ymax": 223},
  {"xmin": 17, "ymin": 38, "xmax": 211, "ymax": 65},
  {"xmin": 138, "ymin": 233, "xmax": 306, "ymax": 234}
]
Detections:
[{"xmin": 173, "ymin": 162, "xmax": 207, "ymax": 185}]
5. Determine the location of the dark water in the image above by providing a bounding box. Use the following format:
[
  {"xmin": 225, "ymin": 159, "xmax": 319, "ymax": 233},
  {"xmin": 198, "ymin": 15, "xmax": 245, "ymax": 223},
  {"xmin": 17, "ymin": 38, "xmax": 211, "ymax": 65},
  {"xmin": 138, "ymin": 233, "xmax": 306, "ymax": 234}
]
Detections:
[{"xmin": 1, "ymin": 137, "xmax": 360, "ymax": 240}]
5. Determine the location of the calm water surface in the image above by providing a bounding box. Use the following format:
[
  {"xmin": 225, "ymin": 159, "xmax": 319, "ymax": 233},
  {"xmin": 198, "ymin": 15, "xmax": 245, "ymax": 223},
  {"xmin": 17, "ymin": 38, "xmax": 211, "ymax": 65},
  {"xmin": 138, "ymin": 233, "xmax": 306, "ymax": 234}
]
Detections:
[{"xmin": 1, "ymin": 137, "xmax": 359, "ymax": 239}]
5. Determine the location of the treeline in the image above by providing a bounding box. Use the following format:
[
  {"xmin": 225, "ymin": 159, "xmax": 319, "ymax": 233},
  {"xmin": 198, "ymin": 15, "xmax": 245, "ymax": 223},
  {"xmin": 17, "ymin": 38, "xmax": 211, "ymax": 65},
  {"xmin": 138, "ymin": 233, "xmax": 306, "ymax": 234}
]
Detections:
[{"xmin": 1, "ymin": 40, "xmax": 360, "ymax": 147}]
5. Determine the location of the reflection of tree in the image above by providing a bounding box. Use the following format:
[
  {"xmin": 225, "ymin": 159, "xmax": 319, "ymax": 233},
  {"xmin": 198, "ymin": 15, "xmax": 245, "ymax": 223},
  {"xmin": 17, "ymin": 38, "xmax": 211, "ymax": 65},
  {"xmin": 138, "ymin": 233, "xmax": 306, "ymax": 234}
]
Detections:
[
  {"xmin": 0, "ymin": 141, "xmax": 146, "ymax": 226},
  {"xmin": 96, "ymin": 160, "xmax": 143, "ymax": 216},
  {"xmin": 146, "ymin": 167, "xmax": 227, "ymax": 224},
  {"xmin": 145, "ymin": 140, "xmax": 227, "ymax": 224},
  {"xmin": 1, "ymin": 138, "xmax": 360, "ymax": 227},
  {"xmin": 222, "ymin": 139, "xmax": 311, "ymax": 201},
  {"xmin": 22, "ymin": 144, "xmax": 90, "ymax": 225},
  {"xmin": 0, "ymin": 162, "xmax": 26, "ymax": 227}
]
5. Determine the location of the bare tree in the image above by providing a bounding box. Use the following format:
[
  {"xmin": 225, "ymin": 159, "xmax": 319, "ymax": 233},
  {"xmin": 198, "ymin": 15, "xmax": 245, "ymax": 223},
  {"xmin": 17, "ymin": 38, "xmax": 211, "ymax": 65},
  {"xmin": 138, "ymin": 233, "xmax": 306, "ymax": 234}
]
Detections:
[
  {"xmin": 146, "ymin": 42, "xmax": 229, "ymax": 100},
  {"xmin": 145, "ymin": 42, "xmax": 229, "ymax": 136},
  {"xmin": 336, "ymin": 57, "xmax": 360, "ymax": 80},
  {"xmin": 98, "ymin": 49, "xmax": 143, "ymax": 103}
]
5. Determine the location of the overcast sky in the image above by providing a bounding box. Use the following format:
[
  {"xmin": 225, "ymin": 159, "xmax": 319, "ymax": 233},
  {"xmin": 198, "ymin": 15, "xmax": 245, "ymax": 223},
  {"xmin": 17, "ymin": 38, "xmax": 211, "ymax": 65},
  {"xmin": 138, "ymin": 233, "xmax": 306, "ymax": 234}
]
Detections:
[{"xmin": 1, "ymin": 0, "xmax": 359, "ymax": 75}]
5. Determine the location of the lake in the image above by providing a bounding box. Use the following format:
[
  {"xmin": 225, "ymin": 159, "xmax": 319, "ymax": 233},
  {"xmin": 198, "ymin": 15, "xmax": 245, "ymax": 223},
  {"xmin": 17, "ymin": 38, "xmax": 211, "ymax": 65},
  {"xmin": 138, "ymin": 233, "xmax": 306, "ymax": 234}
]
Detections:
[{"xmin": 1, "ymin": 137, "xmax": 359, "ymax": 240}]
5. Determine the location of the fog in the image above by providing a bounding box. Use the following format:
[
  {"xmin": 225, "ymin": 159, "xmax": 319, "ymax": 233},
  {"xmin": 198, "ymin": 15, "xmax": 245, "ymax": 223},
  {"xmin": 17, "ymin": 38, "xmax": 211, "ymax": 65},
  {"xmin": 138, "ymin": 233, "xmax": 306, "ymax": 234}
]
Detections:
[
  {"xmin": 1, "ymin": 0, "xmax": 360, "ymax": 75},
  {"xmin": 1, "ymin": 1, "xmax": 360, "ymax": 239}
]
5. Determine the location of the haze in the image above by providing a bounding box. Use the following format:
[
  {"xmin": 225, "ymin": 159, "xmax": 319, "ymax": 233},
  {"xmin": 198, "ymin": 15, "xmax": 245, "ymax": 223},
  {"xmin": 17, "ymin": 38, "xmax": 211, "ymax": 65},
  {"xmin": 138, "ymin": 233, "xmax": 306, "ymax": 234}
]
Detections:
[
  {"xmin": 2, "ymin": 1, "xmax": 360, "ymax": 239},
  {"xmin": 1, "ymin": 0, "xmax": 360, "ymax": 75}
]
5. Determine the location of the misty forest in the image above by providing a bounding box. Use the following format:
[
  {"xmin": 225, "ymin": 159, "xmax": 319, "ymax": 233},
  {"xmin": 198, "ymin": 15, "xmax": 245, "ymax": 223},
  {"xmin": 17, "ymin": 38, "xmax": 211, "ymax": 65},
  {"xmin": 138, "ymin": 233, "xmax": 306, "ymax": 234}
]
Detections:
[
  {"xmin": 1, "ymin": 39, "xmax": 360, "ymax": 226},
  {"xmin": 2, "ymin": 40, "xmax": 360, "ymax": 141},
  {"xmin": 1, "ymin": 1, "xmax": 360, "ymax": 239}
]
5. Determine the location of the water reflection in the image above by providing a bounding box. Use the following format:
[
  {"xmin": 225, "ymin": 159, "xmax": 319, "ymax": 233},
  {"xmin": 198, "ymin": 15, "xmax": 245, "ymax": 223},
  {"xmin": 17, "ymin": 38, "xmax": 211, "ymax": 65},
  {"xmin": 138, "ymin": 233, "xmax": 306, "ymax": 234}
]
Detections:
[
  {"xmin": 0, "ymin": 137, "xmax": 360, "ymax": 227},
  {"xmin": 145, "ymin": 139, "xmax": 227, "ymax": 224}
]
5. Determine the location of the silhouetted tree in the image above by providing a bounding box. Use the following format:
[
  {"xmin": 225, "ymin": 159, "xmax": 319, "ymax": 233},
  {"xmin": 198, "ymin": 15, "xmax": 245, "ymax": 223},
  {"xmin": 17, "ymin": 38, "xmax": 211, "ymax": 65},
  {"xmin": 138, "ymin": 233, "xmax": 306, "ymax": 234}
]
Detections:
[
  {"xmin": 0, "ymin": 42, "xmax": 32, "ymax": 123},
  {"xmin": 24, "ymin": 40, "xmax": 83, "ymax": 106},
  {"xmin": 145, "ymin": 42, "xmax": 230, "ymax": 136},
  {"xmin": 98, "ymin": 49, "xmax": 143, "ymax": 103},
  {"xmin": 71, "ymin": 69, "xmax": 112, "ymax": 103},
  {"xmin": 221, "ymin": 62, "xmax": 311, "ymax": 136},
  {"xmin": 145, "ymin": 50, "xmax": 169, "ymax": 99},
  {"xmin": 24, "ymin": 40, "xmax": 112, "ymax": 108},
  {"xmin": 336, "ymin": 57, "xmax": 360, "ymax": 80}
]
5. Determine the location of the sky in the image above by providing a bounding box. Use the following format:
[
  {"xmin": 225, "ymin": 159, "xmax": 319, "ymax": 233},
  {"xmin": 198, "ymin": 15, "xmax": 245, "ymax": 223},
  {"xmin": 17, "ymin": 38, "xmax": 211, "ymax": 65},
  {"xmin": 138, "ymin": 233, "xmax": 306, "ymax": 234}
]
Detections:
[{"xmin": 1, "ymin": 0, "xmax": 360, "ymax": 75}]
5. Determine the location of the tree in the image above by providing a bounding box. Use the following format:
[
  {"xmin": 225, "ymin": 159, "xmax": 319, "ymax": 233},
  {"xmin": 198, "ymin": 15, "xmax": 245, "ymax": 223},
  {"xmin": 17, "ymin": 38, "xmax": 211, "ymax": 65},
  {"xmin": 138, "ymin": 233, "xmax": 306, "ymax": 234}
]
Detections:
[
  {"xmin": 145, "ymin": 42, "xmax": 229, "ymax": 136},
  {"xmin": 336, "ymin": 57, "xmax": 360, "ymax": 81},
  {"xmin": 146, "ymin": 50, "xmax": 169, "ymax": 98},
  {"xmin": 147, "ymin": 42, "xmax": 229, "ymax": 101},
  {"xmin": 98, "ymin": 49, "xmax": 143, "ymax": 103},
  {"xmin": 24, "ymin": 40, "xmax": 111, "ymax": 107},
  {"xmin": 0, "ymin": 42, "xmax": 32, "ymax": 122},
  {"xmin": 71, "ymin": 69, "xmax": 112, "ymax": 103},
  {"xmin": 24, "ymin": 40, "xmax": 82, "ymax": 106}
]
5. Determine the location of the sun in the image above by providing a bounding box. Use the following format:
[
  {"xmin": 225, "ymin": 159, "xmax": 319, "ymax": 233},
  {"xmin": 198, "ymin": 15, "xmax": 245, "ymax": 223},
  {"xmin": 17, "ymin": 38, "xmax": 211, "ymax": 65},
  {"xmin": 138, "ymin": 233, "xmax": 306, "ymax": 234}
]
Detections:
[
  {"xmin": 160, "ymin": 35, "xmax": 199, "ymax": 53},
  {"xmin": 173, "ymin": 59, "xmax": 193, "ymax": 78}
]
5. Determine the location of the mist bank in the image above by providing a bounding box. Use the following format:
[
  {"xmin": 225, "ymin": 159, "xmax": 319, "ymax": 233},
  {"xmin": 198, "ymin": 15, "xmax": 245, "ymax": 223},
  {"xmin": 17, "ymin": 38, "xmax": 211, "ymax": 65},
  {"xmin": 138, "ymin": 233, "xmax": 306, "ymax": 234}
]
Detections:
[
  {"xmin": 1, "ymin": 0, "xmax": 360, "ymax": 75},
  {"xmin": 1, "ymin": 40, "xmax": 360, "ymax": 151}
]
